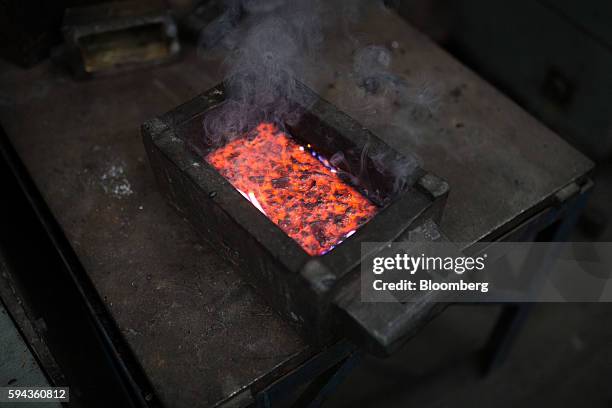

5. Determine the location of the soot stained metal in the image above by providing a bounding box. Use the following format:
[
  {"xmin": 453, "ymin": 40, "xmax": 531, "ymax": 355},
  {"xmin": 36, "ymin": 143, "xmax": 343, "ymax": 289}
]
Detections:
[{"xmin": 143, "ymin": 80, "xmax": 449, "ymax": 355}]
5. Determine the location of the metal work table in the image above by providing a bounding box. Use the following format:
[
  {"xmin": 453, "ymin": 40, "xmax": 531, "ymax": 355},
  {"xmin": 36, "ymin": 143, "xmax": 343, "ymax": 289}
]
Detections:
[{"xmin": 0, "ymin": 5, "xmax": 592, "ymax": 407}]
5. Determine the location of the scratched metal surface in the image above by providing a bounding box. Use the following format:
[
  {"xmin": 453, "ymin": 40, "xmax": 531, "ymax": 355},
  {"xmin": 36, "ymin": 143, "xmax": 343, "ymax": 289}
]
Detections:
[{"xmin": 0, "ymin": 5, "xmax": 592, "ymax": 408}]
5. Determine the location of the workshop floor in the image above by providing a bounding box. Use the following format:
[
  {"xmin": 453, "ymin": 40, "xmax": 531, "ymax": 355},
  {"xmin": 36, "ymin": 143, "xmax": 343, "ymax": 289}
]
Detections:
[
  {"xmin": 328, "ymin": 161, "xmax": 612, "ymax": 408},
  {"xmin": 328, "ymin": 303, "xmax": 612, "ymax": 407},
  {"xmin": 0, "ymin": 302, "xmax": 60, "ymax": 408}
]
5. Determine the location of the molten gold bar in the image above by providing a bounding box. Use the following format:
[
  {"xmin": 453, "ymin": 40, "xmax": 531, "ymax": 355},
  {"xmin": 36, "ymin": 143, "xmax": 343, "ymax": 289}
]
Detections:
[{"xmin": 206, "ymin": 122, "xmax": 378, "ymax": 256}]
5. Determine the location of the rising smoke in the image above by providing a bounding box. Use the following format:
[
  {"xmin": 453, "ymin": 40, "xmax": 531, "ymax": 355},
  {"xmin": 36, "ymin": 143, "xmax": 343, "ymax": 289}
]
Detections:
[
  {"xmin": 199, "ymin": 0, "xmax": 437, "ymax": 198},
  {"xmin": 201, "ymin": 0, "xmax": 324, "ymax": 144}
]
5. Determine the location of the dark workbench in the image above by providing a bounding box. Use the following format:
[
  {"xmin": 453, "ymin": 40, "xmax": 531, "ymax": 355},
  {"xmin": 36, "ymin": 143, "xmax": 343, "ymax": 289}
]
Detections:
[{"xmin": 0, "ymin": 5, "xmax": 592, "ymax": 407}]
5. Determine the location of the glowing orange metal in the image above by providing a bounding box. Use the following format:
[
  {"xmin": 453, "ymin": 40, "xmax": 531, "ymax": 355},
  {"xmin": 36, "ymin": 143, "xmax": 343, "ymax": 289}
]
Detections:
[{"xmin": 206, "ymin": 123, "xmax": 378, "ymax": 255}]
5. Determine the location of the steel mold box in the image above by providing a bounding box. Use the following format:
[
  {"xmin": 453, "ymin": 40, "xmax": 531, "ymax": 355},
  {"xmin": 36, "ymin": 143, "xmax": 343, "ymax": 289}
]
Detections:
[{"xmin": 142, "ymin": 81, "xmax": 449, "ymax": 355}]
